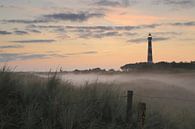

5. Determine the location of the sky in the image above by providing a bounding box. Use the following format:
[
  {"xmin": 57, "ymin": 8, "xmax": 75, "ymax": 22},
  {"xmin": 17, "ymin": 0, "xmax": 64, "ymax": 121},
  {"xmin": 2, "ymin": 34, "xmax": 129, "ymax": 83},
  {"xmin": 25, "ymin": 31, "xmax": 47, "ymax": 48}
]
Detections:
[{"xmin": 0, "ymin": 0, "xmax": 195, "ymax": 71}]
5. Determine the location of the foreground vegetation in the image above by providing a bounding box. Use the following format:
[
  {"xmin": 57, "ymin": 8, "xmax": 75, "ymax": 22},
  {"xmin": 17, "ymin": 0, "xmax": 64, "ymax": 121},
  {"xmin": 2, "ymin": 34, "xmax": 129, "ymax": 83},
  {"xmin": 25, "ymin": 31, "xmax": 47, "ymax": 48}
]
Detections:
[{"xmin": 0, "ymin": 67, "xmax": 195, "ymax": 129}]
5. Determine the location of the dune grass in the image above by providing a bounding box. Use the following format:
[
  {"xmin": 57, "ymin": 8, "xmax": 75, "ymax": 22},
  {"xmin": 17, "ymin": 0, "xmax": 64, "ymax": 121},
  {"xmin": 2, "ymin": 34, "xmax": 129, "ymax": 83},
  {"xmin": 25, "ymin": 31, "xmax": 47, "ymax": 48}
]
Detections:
[
  {"xmin": 0, "ymin": 67, "xmax": 127, "ymax": 129},
  {"xmin": 0, "ymin": 67, "xmax": 195, "ymax": 129}
]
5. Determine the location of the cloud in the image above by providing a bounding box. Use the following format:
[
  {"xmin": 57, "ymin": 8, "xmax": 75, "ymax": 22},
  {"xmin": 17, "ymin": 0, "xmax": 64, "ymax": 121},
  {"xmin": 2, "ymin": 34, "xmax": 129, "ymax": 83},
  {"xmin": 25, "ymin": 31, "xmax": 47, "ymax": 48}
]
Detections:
[
  {"xmin": 28, "ymin": 24, "xmax": 160, "ymax": 39},
  {"xmin": 2, "ymin": 19, "xmax": 48, "ymax": 24},
  {"xmin": 0, "ymin": 51, "xmax": 97, "ymax": 62},
  {"xmin": 28, "ymin": 25, "xmax": 62, "ymax": 29},
  {"xmin": 0, "ymin": 45, "xmax": 23, "ymax": 49},
  {"xmin": 1, "ymin": 29, "xmax": 39, "ymax": 36},
  {"xmin": 17, "ymin": 21, "xmax": 192, "ymax": 42},
  {"xmin": 153, "ymin": 0, "xmax": 194, "ymax": 7},
  {"xmin": 94, "ymin": 0, "xmax": 122, "ymax": 7},
  {"xmin": 47, "ymin": 50, "xmax": 97, "ymax": 56},
  {"xmin": 25, "ymin": 21, "xmax": 195, "ymax": 39},
  {"xmin": 66, "ymin": 51, "xmax": 98, "ymax": 56},
  {"xmin": 80, "ymin": 31, "xmax": 121, "ymax": 38},
  {"xmin": 128, "ymin": 37, "xmax": 170, "ymax": 43},
  {"xmin": 0, "ymin": 52, "xmax": 69, "ymax": 62},
  {"xmin": 170, "ymin": 21, "xmax": 195, "ymax": 26},
  {"xmin": 122, "ymin": 0, "xmax": 130, "ymax": 6},
  {"xmin": 49, "ymin": 54, "xmax": 67, "ymax": 58},
  {"xmin": 26, "ymin": 21, "xmax": 195, "ymax": 32},
  {"xmin": 31, "ymin": 23, "xmax": 161, "ymax": 33},
  {"xmin": 81, "ymin": 51, "xmax": 98, "ymax": 54},
  {"xmin": 11, "ymin": 39, "xmax": 56, "ymax": 43},
  {"xmin": 1, "ymin": 11, "xmax": 105, "ymax": 24},
  {"xmin": 153, "ymin": 37, "xmax": 171, "ymax": 41},
  {"xmin": 154, "ymin": 32, "xmax": 182, "ymax": 36},
  {"xmin": 67, "ymin": 26, "xmax": 136, "ymax": 38},
  {"xmin": 165, "ymin": 0, "xmax": 193, "ymax": 5},
  {"xmin": 26, "ymin": 29, "xmax": 41, "ymax": 33},
  {"xmin": 42, "ymin": 12, "xmax": 105, "ymax": 22},
  {"xmin": 0, "ymin": 53, "xmax": 48, "ymax": 62},
  {"xmin": 65, "ymin": 25, "xmax": 139, "ymax": 31},
  {"xmin": 140, "ymin": 24, "xmax": 161, "ymax": 29},
  {"xmin": 94, "ymin": 0, "xmax": 132, "ymax": 7},
  {"xmin": 64, "ymin": 24, "xmax": 159, "ymax": 39},
  {"xmin": 0, "ymin": 30, "xmax": 12, "ymax": 35},
  {"xmin": 14, "ymin": 30, "xmax": 28, "ymax": 35}
]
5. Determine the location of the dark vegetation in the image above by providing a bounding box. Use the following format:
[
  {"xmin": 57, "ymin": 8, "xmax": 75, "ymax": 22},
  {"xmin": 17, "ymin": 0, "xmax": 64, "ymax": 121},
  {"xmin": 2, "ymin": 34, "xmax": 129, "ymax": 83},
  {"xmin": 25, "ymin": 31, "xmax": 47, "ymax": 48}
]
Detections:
[
  {"xmin": 73, "ymin": 68, "xmax": 119, "ymax": 74},
  {"xmin": 0, "ymin": 66, "xmax": 127, "ymax": 129},
  {"xmin": 52, "ymin": 61, "xmax": 195, "ymax": 74},
  {"xmin": 121, "ymin": 61, "xmax": 195, "ymax": 71},
  {"xmin": 0, "ymin": 66, "xmax": 195, "ymax": 129}
]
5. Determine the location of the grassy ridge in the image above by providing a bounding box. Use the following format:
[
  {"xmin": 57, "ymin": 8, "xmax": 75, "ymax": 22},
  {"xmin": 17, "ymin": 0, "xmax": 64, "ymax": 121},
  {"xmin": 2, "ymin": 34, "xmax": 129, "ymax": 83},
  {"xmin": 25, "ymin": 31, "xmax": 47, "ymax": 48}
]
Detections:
[{"xmin": 0, "ymin": 67, "xmax": 195, "ymax": 129}]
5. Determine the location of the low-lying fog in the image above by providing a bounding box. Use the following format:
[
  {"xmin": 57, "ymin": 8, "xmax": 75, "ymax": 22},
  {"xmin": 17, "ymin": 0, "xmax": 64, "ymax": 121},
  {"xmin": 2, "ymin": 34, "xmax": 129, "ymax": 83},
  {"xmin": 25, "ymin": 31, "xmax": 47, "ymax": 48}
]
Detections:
[
  {"xmin": 58, "ymin": 72, "xmax": 195, "ymax": 112},
  {"xmin": 59, "ymin": 72, "xmax": 195, "ymax": 92},
  {"xmin": 38, "ymin": 71, "xmax": 195, "ymax": 118},
  {"xmin": 38, "ymin": 72, "xmax": 195, "ymax": 95}
]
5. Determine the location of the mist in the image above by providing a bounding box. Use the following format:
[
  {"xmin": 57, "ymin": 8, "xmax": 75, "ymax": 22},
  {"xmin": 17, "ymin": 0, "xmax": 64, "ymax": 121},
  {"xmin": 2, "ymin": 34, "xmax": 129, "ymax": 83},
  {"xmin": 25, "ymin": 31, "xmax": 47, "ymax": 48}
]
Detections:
[
  {"xmin": 59, "ymin": 72, "xmax": 195, "ymax": 92},
  {"xmin": 58, "ymin": 72, "xmax": 195, "ymax": 110},
  {"xmin": 38, "ymin": 71, "xmax": 195, "ymax": 110}
]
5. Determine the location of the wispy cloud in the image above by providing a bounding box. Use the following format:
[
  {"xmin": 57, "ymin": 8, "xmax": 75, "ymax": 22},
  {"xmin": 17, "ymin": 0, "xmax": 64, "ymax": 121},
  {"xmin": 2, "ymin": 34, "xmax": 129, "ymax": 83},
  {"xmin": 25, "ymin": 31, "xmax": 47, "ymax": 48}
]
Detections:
[
  {"xmin": 0, "ymin": 30, "xmax": 12, "ymax": 35},
  {"xmin": 2, "ymin": 19, "xmax": 48, "ymax": 24},
  {"xmin": 0, "ymin": 53, "xmax": 48, "ymax": 62},
  {"xmin": 0, "ymin": 45, "xmax": 23, "ymax": 49},
  {"xmin": 27, "ymin": 29, "xmax": 41, "ymax": 33},
  {"xmin": 1, "ymin": 11, "xmax": 105, "ymax": 24},
  {"xmin": 66, "ymin": 51, "xmax": 98, "ymax": 56},
  {"xmin": 94, "ymin": 0, "xmax": 122, "ymax": 7},
  {"xmin": 28, "ymin": 24, "xmax": 139, "ymax": 39},
  {"xmin": 153, "ymin": 0, "xmax": 194, "ymax": 7},
  {"xmin": 2, "ymin": 20, "xmax": 193, "ymax": 40},
  {"xmin": 11, "ymin": 39, "xmax": 56, "ymax": 43},
  {"xmin": 0, "ymin": 29, "xmax": 41, "ymax": 36},
  {"xmin": 42, "ymin": 12, "xmax": 105, "ymax": 22},
  {"xmin": 28, "ymin": 21, "xmax": 195, "ymax": 39},
  {"xmin": 14, "ymin": 30, "xmax": 28, "ymax": 35},
  {"xmin": 30, "ymin": 23, "xmax": 166, "ymax": 35},
  {"xmin": 128, "ymin": 37, "xmax": 170, "ymax": 43},
  {"xmin": 80, "ymin": 31, "xmax": 121, "ymax": 39},
  {"xmin": 165, "ymin": 0, "xmax": 193, "ymax": 5},
  {"xmin": 94, "ymin": 0, "xmax": 132, "ymax": 7},
  {"xmin": 153, "ymin": 32, "xmax": 182, "ymax": 36},
  {"xmin": 170, "ymin": 21, "xmax": 195, "ymax": 26},
  {"xmin": 0, "ymin": 50, "xmax": 97, "ymax": 62}
]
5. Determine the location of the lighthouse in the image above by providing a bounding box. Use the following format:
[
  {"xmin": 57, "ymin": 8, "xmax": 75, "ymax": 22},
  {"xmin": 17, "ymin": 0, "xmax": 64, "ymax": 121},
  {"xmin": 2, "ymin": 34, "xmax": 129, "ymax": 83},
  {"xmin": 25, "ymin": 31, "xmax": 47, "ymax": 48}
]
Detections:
[{"xmin": 147, "ymin": 33, "xmax": 153, "ymax": 64}]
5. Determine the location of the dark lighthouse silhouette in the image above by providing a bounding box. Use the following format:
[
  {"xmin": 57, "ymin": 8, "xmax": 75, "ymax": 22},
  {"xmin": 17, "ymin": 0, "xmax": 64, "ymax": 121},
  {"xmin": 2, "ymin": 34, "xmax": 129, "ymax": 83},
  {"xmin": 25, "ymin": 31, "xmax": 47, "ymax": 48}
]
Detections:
[{"xmin": 147, "ymin": 33, "xmax": 153, "ymax": 64}]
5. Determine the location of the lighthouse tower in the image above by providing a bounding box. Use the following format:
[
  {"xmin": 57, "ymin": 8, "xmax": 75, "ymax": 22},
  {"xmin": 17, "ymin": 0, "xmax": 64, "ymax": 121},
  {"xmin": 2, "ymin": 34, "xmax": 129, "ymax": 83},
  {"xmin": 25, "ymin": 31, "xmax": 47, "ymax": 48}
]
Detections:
[{"xmin": 147, "ymin": 33, "xmax": 153, "ymax": 64}]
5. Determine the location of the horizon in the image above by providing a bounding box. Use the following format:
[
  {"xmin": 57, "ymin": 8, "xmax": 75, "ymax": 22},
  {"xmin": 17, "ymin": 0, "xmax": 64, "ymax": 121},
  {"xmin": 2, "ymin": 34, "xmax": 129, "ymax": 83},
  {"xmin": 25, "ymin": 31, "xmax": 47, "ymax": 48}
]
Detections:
[
  {"xmin": 6, "ymin": 61, "xmax": 195, "ymax": 72},
  {"xmin": 0, "ymin": 0, "xmax": 195, "ymax": 71}
]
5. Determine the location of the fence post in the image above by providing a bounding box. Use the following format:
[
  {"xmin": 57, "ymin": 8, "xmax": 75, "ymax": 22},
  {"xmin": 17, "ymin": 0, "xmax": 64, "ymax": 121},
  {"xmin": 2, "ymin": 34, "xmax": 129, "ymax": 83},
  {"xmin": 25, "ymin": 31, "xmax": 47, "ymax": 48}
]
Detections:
[
  {"xmin": 126, "ymin": 90, "xmax": 133, "ymax": 126},
  {"xmin": 137, "ymin": 102, "xmax": 146, "ymax": 129}
]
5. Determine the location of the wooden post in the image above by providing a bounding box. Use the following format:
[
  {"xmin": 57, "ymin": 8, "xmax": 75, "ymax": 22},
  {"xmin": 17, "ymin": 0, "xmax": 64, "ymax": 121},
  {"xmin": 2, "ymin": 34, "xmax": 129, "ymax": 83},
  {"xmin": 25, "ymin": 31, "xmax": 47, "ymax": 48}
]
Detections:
[
  {"xmin": 137, "ymin": 102, "xmax": 146, "ymax": 129},
  {"xmin": 126, "ymin": 90, "xmax": 133, "ymax": 125}
]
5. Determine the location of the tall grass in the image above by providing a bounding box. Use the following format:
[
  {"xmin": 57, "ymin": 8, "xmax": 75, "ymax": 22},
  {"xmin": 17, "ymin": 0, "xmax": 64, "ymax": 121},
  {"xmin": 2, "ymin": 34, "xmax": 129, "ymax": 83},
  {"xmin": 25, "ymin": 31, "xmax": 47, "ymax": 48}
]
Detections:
[
  {"xmin": 0, "ymin": 67, "xmax": 195, "ymax": 129},
  {"xmin": 0, "ymin": 68, "xmax": 127, "ymax": 129}
]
